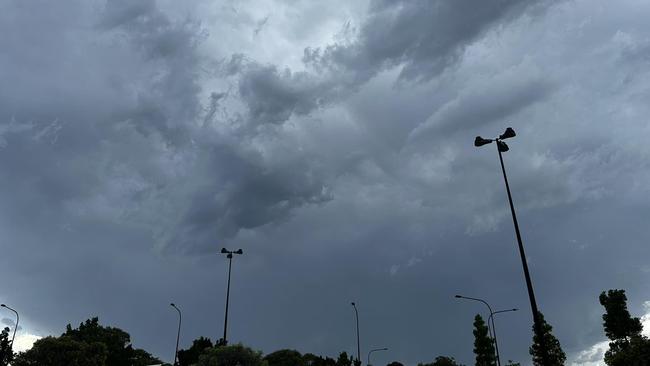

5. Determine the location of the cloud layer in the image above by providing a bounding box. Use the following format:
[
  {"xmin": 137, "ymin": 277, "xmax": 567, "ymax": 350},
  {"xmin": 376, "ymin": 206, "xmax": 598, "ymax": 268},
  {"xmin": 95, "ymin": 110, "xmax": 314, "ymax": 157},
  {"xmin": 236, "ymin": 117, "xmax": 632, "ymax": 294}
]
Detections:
[{"xmin": 1, "ymin": 0, "xmax": 650, "ymax": 364}]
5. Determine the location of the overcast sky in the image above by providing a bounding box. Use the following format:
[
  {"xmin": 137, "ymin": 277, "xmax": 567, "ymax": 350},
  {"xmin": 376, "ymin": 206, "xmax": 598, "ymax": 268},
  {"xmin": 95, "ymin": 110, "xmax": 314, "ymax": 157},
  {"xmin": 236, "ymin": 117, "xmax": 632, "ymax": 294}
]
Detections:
[{"xmin": 1, "ymin": 0, "xmax": 650, "ymax": 365}]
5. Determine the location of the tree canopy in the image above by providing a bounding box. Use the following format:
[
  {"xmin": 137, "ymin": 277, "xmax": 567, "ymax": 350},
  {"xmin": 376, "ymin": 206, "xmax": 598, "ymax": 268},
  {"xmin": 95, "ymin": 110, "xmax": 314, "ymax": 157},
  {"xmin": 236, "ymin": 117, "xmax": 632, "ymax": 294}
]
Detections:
[
  {"xmin": 417, "ymin": 355, "xmax": 464, "ymax": 366},
  {"xmin": 473, "ymin": 314, "xmax": 496, "ymax": 366},
  {"xmin": 12, "ymin": 317, "xmax": 162, "ymax": 366},
  {"xmin": 196, "ymin": 343, "xmax": 266, "ymax": 366},
  {"xmin": 264, "ymin": 349, "xmax": 306, "ymax": 366},
  {"xmin": 0, "ymin": 327, "xmax": 14, "ymax": 366},
  {"xmin": 599, "ymin": 289, "xmax": 650, "ymax": 366},
  {"xmin": 529, "ymin": 312, "xmax": 566, "ymax": 366},
  {"xmin": 178, "ymin": 336, "xmax": 214, "ymax": 366}
]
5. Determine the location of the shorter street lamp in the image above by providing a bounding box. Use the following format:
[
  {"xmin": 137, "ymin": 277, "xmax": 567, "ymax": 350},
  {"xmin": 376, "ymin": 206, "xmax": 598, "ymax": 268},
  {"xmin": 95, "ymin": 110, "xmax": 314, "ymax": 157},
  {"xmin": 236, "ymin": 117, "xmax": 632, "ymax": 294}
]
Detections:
[
  {"xmin": 367, "ymin": 347, "xmax": 388, "ymax": 366},
  {"xmin": 170, "ymin": 303, "xmax": 182, "ymax": 366},
  {"xmin": 0, "ymin": 304, "xmax": 19, "ymax": 347},
  {"xmin": 455, "ymin": 295, "xmax": 505, "ymax": 366},
  {"xmin": 489, "ymin": 308, "xmax": 518, "ymax": 328}
]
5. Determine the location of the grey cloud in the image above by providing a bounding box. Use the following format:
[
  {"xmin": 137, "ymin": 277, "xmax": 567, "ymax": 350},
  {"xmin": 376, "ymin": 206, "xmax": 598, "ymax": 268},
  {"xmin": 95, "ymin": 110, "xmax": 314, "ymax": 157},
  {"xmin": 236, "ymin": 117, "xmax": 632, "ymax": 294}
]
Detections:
[
  {"xmin": 304, "ymin": 0, "xmax": 553, "ymax": 84},
  {"xmin": 3, "ymin": 0, "xmax": 650, "ymax": 365},
  {"xmin": 238, "ymin": 64, "xmax": 326, "ymax": 125},
  {"xmin": 0, "ymin": 0, "xmax": 332, "ymax": 255},
  {"xmin": 409, "ymin": 64, "xmax": 554, "ymax": 140}
]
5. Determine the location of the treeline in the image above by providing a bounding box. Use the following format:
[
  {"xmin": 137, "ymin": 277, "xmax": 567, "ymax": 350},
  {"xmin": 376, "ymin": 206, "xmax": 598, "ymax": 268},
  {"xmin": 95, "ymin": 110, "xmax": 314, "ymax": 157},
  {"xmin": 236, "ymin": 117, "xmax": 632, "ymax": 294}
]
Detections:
[{"xmin": 0, "ymin": 289, "xmax": 648, "ymax": 366}]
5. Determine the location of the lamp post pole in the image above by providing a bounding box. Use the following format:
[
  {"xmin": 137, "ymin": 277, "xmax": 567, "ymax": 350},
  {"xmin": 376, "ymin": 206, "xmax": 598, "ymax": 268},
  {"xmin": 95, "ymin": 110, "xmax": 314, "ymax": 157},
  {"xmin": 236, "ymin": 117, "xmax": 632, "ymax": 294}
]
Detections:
[
  {"xmin": 455, "ymin": 295, "xmax": 502, "ymax": 366},
  {"xmin": 351, "ymin": 302, "xmax": 361, "ymax": 365},
  {"xmin": 474, "ymin": 128, "xmax": 549, "ymax": 365},
  {"xmin": 170, "ymin": 303, "xmax": 182, "ymax": 366},
  {"xmin": 0, "ymin": 304, "xmax": 19, "ymax": 347},
  {"xmin": 220, "ymin": 248, "xmax": 243, "ymax": 346},
  {"xmin": 367, "ymin": 347, "xmax": 388, "ymax": 366}
]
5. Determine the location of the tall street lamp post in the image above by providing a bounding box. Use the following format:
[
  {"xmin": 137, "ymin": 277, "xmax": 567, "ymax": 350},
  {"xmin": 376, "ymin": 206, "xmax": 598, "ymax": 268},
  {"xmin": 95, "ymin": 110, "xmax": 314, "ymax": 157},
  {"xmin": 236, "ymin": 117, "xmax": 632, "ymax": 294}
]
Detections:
[
  {"xmin": 474, "ymin": 127, "xmax": 549, "ymax": 364},
  {"xmin": 220, "ymin": 248, "xmax": 243, "ymax": 346},
  {"xmin": 350, "ymin": 302, "xmax": 361, "ymax": 365},
  {"xmin": 170, "ymin": 303, "xmax": 182, "ymax": 366},
  {"xmin": 367, "ymin": 347, "xmax": 388, "ymax": 366},
  {"xmin": 0, "ymin": 304, "xmax": 19, "ymax": 348},
  {"xmin": 455, "ymin": 295, "xmax": 502, "ymax": 366}
]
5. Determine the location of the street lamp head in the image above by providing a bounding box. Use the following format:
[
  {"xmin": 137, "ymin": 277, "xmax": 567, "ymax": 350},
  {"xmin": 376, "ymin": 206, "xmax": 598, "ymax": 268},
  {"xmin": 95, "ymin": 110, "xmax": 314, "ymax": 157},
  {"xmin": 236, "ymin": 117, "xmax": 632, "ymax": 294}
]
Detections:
[
  {"xmin": 499, "ymin": 127, "xmax": 516, "ymax": 140},
  {"xmin": 170, "ymin": 303, "xmax": 175, "ymax": 307},
  {"xmin": 0, "ymin": 304, "xmax": 5, "ymax": 307},
  {"xmin": 234, "ymin": 249, "xmax": 243, "ymax": 255},
  {"xmin": 454, "ymin": 295, "xmax": 462, "ymax": 298},
  {"xmin": 512, "ymin": 308, "xmax": 519, "ymax": 311},
  {"xmin": 497, "ymin": 140, "xmax": 509, "ymax": 152},
  {"xmin": 221, "ymin": 248, "xmax": 229, "ymax": 254},
  {"xmin": 351, "ymin": 302, "xmax": 356, "ymax": 306},
  {"xmin": 474, "ymin": 136, "xmax": 493, "ymax": 147}
]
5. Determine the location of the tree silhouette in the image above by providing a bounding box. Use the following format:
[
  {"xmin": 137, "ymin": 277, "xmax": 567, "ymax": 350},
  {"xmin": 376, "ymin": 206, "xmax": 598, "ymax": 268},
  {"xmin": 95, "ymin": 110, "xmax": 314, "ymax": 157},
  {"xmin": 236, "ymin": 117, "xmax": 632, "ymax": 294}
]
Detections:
[
  {"xmin": 303, "ymin": 353, "xmax": 336, "ymax": 366},
  {"xmin": 195, "ymin": 343, "xmax": 265, "ymax": 366},
  {"xmin": 417, "ymin": 356, "xmax": 464, "ymax": 366},
  {"xmin": 599, "ymin": 289, "xmax": 650, "ymax": 366},
  {"xmin": 12, "ymin": 336, "xmax": 108, "ymax": 366},
  {"xmin": 473, "ymin": 314, "xmax": 496, "ymax": 366},
  {"xmin": 264, "ymin": 349, "xmax": 305, "ymax": 366},
  {"xmin": 0, "ymin": 327, "xmax": 14, "ymax": 366},
  {"xmin": 529, "ymin": 312, "xmax": 565, "ymax": 366},
  {"xmin": 12, "ymin": 317, "xmax": 161, "ymax": 366},
  {"xmin": 600, "ymin": 290, "xmax": 643, "ymax": 341},
  {"xmin": 178, "ymin": 336, "xmax": 213, "ymax": 366},
  {"xmin": 387, "ymin": 362, "xmax": 404, "ymax": 366},
  {"xmin": 336, "ymin": 352, "xmax": 354, "ymax": 366}
]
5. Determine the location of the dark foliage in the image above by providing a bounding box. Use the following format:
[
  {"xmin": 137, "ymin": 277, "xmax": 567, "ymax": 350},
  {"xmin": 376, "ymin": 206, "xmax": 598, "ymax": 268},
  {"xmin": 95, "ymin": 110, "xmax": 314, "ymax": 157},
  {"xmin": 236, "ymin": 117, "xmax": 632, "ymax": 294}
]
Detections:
[
  {"xmin": 473, "ymin": 314, "xmax": 496, "ymax": 366},
  {"xmin": 600, "ymin": 289, "xmax": 650, "ymax": 366},
  {"xmin": 0, "ymin": 327, "xmax": 14, "ymax": 366},
  {"xmin": 178, "ymin": 336, "xmax": 214, "ymax": 366},
  {"xmin": 13, "ymin": 317, "xmax": 162, "ymax": 366},
  {"xmin": 418, "ymin": 355, "xmax": 464, "ymax": 366},
  {"xmin": 264, "ymin": 349, "xmax": 306, "ymax": 366},
  {"xmin": 529, "ymin": 312, "xmax": 566, "ymax": 366}
]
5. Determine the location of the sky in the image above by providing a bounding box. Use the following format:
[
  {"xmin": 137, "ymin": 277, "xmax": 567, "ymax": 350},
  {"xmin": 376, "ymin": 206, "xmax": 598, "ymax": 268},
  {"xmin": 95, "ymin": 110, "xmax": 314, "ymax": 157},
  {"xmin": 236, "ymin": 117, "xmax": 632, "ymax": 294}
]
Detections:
[{"xmin": 1, "ymin": 0, "xmax": 650, "ymax": 365}]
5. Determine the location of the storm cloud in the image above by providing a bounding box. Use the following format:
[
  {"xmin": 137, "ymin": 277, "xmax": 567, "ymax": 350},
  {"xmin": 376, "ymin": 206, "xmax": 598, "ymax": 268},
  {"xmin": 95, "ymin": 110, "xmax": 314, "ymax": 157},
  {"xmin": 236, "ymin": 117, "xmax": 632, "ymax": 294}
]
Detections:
[{"xmin": 1, "ymin": 0, "xmax": 650, "ymax": 365}]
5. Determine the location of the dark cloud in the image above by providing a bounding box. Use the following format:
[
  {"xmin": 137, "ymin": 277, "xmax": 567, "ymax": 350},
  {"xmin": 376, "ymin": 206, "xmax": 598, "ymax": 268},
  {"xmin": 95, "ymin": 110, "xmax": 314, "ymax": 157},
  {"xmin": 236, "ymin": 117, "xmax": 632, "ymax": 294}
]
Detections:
[
  {"xmin": 304, "ymin": 0, "xmax": 554, "ymax": 83},
  {"xmin": 1, "ymin": 0, "xmax": 650, "ymax": 365}
]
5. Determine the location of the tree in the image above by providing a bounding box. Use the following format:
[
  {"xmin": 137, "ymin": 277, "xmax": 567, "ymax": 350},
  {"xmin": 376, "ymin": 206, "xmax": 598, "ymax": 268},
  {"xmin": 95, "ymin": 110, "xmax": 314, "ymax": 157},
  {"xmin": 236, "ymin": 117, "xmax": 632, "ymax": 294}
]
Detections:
[
  {"xmin": 503, "ymin": 361, "xmax": 521, "ymax": 366},
  {"xmin": 196, "ymin": 343, "xmax": 266, "ymax": 366},
  {"xmin": 387, "ymin": 362, "xmax": 404, "ymax": 366},
  {"xmin": 303, "ymin": 353, "xmax": 336, "ymax": 366},
  {"xmin": 473, "ymin": 314, "xmax": 496, "ymax": 366},
  {"xmin": 12, "ymin": 336, "xmax": 108, "ymax": 366},
  {"xmin": 529, "ymin": 312, "xmax": 566, "ymax": 366},
  {"xmin": 13, "ymin": 317, "xmax": 163, "ymax": 366},
  {"xmin": 264, "ymin": 349, "xmax": 305, "ymax": 366},
  {"xmin": 599, "ymin": 289, "xmax": 650, "ymax": 366},
  {"xmin": 178, "ymin": 336, "xmax": 213, "ymax": 366},
  {"xmin": 335, "ymin": 352, "xmax": 354, "ymax": 366},
  {"xmin": 0, "ymin": 327, "xmax": 14, "ymax": 366},
  {"xmin": 600, "ymin": 290, "xmax": 643, "ymax": 341},
  {"xmin": 417, "ymin": 356, "xmax": 464, "ymax": 366}
]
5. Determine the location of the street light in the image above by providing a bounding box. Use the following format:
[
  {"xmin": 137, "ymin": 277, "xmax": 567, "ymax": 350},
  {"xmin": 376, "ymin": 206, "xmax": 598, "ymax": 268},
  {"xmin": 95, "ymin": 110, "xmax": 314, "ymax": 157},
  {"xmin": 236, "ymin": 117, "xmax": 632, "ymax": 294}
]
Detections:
[
  {"xmin": 220, "ymin": 248, "xmax": 243, "ymax": 346},
  {"xmin": 170, "ymin": 303, "xmax": 182, "ymax": 366},
  {"xmin": 0, "ymin": 304, "xmax": 19, "ymax": 348},
  {"xmin": 474, "ymin": 127, "xmax": 549, "ymax": 365},
  {"xmin": 350, "ymin": 302, "xmax": 361, "ymax": 365},
  {"xmin": 367, "ymin": 347, "xmax": 388, "ymax": 366},
  {"xmin": 455, "ymin": 295, "xmax": 502, "ymax": 366}
]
